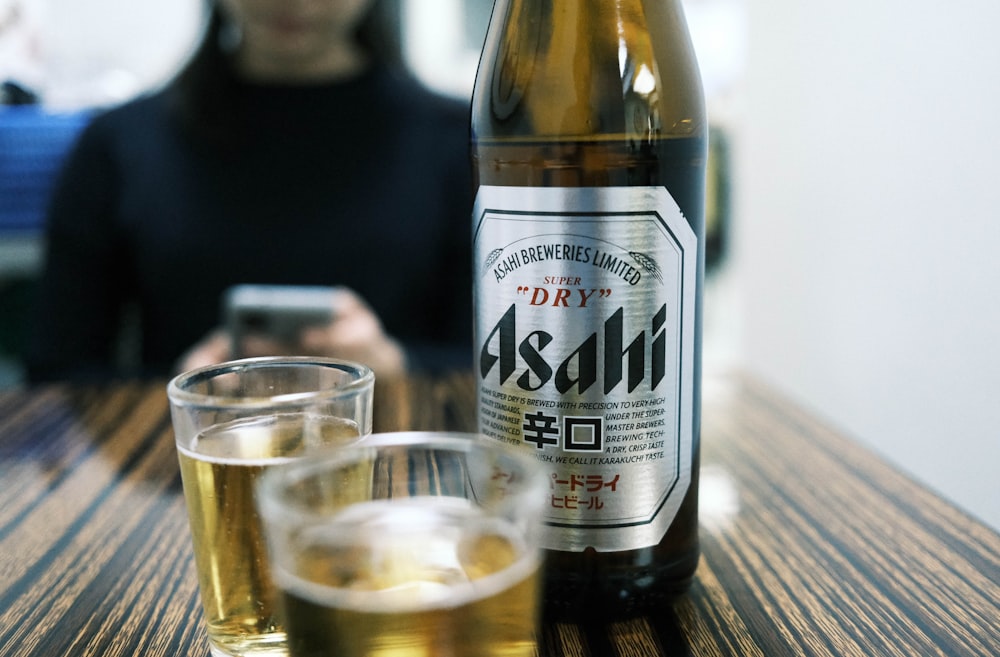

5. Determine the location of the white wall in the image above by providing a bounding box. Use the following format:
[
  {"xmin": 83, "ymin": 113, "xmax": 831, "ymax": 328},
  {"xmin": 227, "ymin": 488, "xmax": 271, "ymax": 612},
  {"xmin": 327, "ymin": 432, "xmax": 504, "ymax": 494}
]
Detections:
[
  {"xmin": 735, "ymin": 0, "xmax": 1000, "ymax": 528},
  {"xmin": 36, "ymin": 0, "xmax": 202, "ymax": 108}
]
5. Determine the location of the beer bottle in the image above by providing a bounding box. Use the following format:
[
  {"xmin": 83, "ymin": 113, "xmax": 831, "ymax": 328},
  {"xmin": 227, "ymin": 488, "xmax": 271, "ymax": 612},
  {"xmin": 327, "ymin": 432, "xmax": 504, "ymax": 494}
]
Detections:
[{"xmin": 471, "ymin": 0, "xmax": 706, "ymax": 619}]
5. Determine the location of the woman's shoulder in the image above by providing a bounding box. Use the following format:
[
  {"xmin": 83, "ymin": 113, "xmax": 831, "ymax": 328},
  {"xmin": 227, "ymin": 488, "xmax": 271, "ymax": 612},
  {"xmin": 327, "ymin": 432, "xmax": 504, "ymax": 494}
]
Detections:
[
  {"xmin": 85, "ymin": 89, "xmax": 172, "ymax": 135},
  {"xmin": 62, "ymin": 88, "xmax": 183, "ymax": 169},
  {"xmin": 52, "ymin": 87, "xmax": 186, "ymax": 188},
  {"xmin": 374, "ymin": 67, "xmax": 469, "ymax": 125}
]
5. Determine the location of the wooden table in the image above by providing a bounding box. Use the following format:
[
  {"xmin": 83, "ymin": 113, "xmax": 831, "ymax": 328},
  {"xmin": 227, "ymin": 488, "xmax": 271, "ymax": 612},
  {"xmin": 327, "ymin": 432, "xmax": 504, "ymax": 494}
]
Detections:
[{"xmin": 1, "ymin": 373, "xmax": 997, "ymax": 656}]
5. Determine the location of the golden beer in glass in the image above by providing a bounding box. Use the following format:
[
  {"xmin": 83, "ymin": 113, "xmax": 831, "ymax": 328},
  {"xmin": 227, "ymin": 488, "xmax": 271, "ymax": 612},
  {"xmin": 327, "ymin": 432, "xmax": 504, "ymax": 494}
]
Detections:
[
  {"xmin": 169, "ymin": 357, "xmax": 374, "ymax": 657},
  {"xmin": 257, "ymin": 433, "xmax": 546, "ymax": 657}
]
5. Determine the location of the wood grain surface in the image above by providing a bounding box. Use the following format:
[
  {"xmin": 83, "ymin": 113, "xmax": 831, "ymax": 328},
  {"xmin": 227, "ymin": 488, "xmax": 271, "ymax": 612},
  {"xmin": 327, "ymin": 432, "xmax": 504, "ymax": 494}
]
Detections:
[{"xmin": 0, "ymin": 373, "xmax": 997, "ymax": 656}]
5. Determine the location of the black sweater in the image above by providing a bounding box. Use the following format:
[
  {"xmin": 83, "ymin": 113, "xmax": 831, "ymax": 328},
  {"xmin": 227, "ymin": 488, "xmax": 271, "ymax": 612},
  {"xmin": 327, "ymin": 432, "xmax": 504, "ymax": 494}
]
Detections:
[{"xmin": 27, "ymin": 67, "xmax": 473, "ymax": 381}]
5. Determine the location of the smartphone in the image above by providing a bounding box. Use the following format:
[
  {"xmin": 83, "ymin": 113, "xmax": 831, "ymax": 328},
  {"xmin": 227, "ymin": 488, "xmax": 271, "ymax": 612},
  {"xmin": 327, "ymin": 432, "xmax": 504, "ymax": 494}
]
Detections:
[{"xmin": 224, "ymin": 284, "xmax": 342, "ymax": 356}]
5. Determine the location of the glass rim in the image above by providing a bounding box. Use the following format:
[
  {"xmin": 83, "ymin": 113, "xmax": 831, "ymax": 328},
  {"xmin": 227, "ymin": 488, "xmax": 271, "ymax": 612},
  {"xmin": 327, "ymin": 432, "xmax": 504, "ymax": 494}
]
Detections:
[
  {"xmin": 166, "ymin": 356, "xmax": 374, "ymax": 410},
  {"xmin": 257, "ymin": 431, "xmax": 546, "ymax": 520}
]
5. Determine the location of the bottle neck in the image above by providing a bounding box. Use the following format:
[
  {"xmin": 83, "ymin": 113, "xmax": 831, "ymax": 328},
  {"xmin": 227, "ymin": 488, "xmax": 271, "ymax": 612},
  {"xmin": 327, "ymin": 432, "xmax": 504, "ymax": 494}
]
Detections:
[{"xmin": 473, "ymin": 0, "xmax": 704, "ymax": 142}]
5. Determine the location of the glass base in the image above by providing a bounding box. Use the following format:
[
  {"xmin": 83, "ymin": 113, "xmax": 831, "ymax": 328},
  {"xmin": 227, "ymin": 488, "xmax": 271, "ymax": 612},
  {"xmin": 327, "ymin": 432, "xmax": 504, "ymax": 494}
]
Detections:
[{"xmin": 208, "ymin": 632, "xmax": 287, "ymax": 657}]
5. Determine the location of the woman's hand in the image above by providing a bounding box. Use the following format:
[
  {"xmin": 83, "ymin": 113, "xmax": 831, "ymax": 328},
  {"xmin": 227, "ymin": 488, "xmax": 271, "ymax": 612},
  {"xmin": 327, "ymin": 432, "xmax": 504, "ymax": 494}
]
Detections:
[
  {"xmin": 175, "ymin": 287, "xmax": 405, "ymax": 379},
  {"xmin": 297, "ymin": 287, "xmax": 406, "ymax": 379}
]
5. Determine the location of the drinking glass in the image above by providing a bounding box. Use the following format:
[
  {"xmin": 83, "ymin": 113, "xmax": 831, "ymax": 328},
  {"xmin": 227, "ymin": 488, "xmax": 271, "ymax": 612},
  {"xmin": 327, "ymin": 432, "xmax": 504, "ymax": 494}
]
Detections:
[
  {"xmin": 168, "ymin": 357, "xmax": 374, "ymax": 657},
  {"xmin": 257, "ymin": 432, "xmax": 547, "ymax": 657}
]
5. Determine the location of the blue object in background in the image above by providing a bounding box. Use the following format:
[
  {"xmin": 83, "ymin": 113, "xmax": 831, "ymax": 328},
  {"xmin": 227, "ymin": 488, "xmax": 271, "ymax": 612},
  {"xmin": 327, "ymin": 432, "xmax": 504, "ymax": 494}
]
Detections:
[{"xmin": 0, "ymin": 106, "xmax": 92, "ymax": 234}]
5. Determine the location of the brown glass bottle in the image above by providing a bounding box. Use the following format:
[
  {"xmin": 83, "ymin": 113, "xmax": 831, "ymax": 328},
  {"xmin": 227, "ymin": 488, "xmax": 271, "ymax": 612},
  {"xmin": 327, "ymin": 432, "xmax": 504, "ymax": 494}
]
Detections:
[{"xmin": 471, "ymin": 0, "xmax": 706, "ymax": 620}]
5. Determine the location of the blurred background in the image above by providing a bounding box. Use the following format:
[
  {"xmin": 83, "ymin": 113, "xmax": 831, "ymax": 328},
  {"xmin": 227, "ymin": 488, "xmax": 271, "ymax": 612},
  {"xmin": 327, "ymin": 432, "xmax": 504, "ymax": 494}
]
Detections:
[{"xmin": 1, "ymin": 0, "xmax": 997, "ymax": 530}]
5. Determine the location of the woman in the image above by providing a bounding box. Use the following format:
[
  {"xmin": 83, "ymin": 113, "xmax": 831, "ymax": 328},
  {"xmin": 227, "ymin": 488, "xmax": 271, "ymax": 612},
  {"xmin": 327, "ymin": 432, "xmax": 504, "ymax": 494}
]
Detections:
[{"xmin": 27, "ymin": 0, "xmax": 473, "ymax": 382}]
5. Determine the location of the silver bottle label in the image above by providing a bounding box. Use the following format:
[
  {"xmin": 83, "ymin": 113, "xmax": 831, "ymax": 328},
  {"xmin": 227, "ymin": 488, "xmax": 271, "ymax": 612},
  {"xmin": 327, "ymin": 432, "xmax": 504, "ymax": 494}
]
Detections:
[{"xmin": 473, "ymin": 185, "xmax": 697, "ymax": 552}]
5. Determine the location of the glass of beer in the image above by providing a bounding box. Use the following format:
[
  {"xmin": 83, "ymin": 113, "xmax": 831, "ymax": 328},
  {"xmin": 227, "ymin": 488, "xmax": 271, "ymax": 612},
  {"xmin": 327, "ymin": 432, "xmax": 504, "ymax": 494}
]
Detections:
[
  {"xmin": 168, "ymin": 357, "xmax": 375, "ymax": 657},
  {"xmin": 256, "ymin": 432, "xmax": 547, "ymax": 657}
]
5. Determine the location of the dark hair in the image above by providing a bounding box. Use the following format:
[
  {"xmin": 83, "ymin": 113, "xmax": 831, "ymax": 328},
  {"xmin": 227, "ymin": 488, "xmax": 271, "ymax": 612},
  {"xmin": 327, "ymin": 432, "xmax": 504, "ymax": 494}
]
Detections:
[
  {"xmin": 168, "ymin": 0, "xmax": 402, "ymax": 144},
  {"xmin": 356, "ymin": 0, "xmax": 404, "ymax": 69}
]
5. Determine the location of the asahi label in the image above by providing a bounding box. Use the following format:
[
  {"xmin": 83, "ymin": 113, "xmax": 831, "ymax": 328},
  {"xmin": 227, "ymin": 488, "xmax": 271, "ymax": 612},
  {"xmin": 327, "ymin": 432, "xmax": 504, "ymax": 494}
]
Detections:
[{"xmin": 474, "ymin": 185, "xmax": 697, "ymax": 552}]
